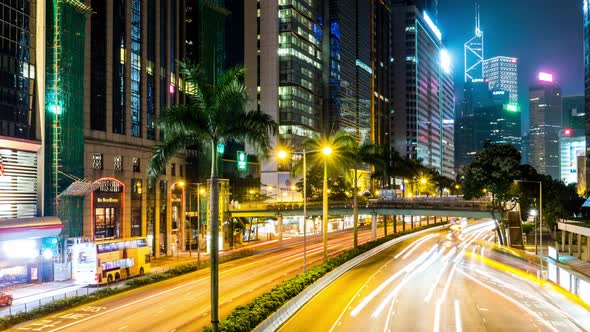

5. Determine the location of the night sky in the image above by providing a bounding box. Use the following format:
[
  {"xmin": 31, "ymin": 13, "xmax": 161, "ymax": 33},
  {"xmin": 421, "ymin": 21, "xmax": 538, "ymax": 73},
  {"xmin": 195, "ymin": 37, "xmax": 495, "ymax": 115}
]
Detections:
[{"xmin": 438, "ymin": 0, "xmax": 584, "ymax": 129}]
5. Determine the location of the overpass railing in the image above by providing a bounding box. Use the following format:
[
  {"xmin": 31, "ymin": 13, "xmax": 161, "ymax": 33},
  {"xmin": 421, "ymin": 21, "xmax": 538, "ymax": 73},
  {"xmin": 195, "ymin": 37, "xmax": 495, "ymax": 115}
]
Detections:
[{"xmin": 229, "ymin": 197, "xmax": 493, "ymax": 212}]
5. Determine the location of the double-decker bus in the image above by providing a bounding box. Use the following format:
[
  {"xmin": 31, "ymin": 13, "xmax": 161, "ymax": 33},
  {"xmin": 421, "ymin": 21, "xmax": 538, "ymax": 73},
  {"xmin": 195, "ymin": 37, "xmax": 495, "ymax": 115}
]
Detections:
[{"xmin": 71, "ymin": 237, "xmax": 151, "ymax": 285}]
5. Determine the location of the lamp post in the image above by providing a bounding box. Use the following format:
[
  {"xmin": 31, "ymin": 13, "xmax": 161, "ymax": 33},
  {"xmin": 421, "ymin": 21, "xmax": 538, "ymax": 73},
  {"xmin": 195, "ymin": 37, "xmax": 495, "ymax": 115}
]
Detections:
[
  {"xmin": 515, "ymin": 179, "xmax": 543, "ymax": 277},
  {"xmin": 530, "ymin": 209, "xmax": 538, "ymax": 255},
  {"xmin": 278, "ymin": 146, "xmax": 332, "ymax": 269}
]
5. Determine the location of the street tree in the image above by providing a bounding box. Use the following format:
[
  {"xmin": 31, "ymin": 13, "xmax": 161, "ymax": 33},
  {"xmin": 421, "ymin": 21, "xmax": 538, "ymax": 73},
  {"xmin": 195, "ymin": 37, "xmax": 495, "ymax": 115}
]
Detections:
[
  {"xmin": 461, "ymin": 142, "xmax": 522, "ymax": 243},
  {"xmin": 147, "ymin": 62, "xmax": 277, "ymax": 332}
]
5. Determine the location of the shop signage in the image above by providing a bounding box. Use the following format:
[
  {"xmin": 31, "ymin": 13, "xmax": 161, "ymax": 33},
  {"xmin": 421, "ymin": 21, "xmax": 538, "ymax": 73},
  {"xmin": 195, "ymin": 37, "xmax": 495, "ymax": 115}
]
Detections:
[
  {"xmin": 97, "ymin": 180, "xmax": 123, "ymax": 193},
  {"xmin": 97, "ymin": 197, "xmax": 119, "ymax": 203}
]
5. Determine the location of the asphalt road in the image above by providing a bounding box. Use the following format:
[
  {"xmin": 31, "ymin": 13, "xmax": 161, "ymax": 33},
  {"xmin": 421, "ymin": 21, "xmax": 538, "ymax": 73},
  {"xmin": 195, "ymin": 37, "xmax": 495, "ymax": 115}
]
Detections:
[
  {"xmin": 279, "ymin": 221, "xmax": 588, "ymax": 332},
  {"xmin": 11, "ymin": 223, "xmax": 420, "ymax": 332}
]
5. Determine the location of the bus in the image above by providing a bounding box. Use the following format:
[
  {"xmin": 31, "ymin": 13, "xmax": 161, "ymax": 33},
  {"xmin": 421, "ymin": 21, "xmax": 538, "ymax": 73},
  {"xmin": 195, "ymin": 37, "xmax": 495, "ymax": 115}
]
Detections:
[{"xmin": 71, "ymin": 237, "xmax": 151, "ymax": 285}]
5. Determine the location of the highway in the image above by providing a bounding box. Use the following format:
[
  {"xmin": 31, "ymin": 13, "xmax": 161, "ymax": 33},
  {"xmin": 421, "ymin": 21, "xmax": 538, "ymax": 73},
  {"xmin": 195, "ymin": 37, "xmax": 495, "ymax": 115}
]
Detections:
[
  {"xmin": 279, "ymin": 220, "xmax": 589, "ymax": 332},
  {"xmin": 11, "ymin": 223, "xmax": 417, "ymax": 331}
]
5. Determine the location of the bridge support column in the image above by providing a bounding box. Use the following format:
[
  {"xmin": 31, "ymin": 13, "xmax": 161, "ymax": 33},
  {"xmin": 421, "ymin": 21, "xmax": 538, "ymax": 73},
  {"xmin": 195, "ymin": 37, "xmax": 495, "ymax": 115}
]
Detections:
[
  {"xmin": 384, "ymin": 215, "xmax": 388, "ymax": 236},
  {"xmin": 371, "ymin": 214, "xmax": 377, "ymax": 240},
  {"xmin": 568, "ymin": 232, "xmax": 573, "ymax": 255},
  {"xmin": 561, "ymin": 230, "xmax": 566, "ymax": 252},
  {"xmin": 426, "ymin": 215, "xmax": 429, "ymax": 225},
  {"xmin": 277, "ymin": 214, "xmax": 283, "ymax": 241},
  {"xmin": 578, "ymin": 234, "xmax": 582, "ymax": 259},
  {"xmin": 393, "ymin": 215, "xmax": 396, "ymax": 234},
  {"xmin": 410, "ymin": 216, "xmax": 414, "ymax": 229},
  {"xmin": 402, "ymin": 216, "xmax": 406, "ymax": 231},
  {"xmin": 586, "ymin": 236, "xmax": 590, "ymax": 262}
]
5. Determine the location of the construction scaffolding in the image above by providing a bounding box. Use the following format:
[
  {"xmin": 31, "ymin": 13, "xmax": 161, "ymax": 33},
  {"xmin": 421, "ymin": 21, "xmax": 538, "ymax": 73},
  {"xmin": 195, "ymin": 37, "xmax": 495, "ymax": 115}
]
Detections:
[{"xmin": 45, "ymin": 0, "xmax": 91, "ymax": 237}]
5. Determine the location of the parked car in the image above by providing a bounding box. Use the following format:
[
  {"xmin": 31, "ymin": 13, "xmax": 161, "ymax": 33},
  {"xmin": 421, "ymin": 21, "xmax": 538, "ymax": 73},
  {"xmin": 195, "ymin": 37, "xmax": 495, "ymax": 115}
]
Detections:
[{"xmin": 0, "ymin": 292, "xmax": 13, "ymax": 306}]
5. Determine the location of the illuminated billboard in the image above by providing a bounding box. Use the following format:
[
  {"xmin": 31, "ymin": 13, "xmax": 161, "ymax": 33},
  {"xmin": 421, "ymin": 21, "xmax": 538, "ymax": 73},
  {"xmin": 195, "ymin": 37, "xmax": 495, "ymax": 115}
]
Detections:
[{"xmin": 538, "ymin": 72, "xmax": 553, "ymax": 82}]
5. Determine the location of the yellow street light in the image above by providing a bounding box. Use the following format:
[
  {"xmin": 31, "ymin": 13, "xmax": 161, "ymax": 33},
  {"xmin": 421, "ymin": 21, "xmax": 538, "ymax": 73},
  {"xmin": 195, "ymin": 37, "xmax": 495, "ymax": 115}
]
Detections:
[
  {"xmin": 278, "ymin": 150, "xmax": 288, "ymax": 160},
  {"xmin": 482, "ymin": 188, "xmax": 487, "ymax": 193},
  {"xmin": 408, "ymin": 193, "xmax": 413, "ymax": 198},
  {"xmin": 455, "ymin": 184, "xmax": 460, "ymax": 190},
  {"xmin": 420, "ymin": 178, "xmax": 427, "ymax": 185},
  {"xmin": 199, "ymin": 188, "xmax": 206, "ymax": 195},
  {"xmin": 322, "ymin": 146, "xmax": 333, "ymax": 156}
]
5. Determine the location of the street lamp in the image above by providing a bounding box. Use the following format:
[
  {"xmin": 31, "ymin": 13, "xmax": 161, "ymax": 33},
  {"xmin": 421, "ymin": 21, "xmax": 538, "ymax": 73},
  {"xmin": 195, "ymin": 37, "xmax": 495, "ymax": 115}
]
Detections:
[
  {"xmin": 515, "ymin": 179, "xmax": 543, "ymax": 278},
  {"xmin": 278, "ymin": 145, "xmax": 333, "ymax": 269}
]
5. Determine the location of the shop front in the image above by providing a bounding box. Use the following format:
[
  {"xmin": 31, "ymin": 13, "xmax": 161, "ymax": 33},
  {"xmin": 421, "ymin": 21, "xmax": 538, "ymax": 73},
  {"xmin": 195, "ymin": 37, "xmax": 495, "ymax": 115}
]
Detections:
[
  {"xmin": 92, "ymin": 178, "xmax": 124, "ymax": 240},
  {"xmin": 0, "ymin": 217, "xmax": 62, "ymax": 285}
]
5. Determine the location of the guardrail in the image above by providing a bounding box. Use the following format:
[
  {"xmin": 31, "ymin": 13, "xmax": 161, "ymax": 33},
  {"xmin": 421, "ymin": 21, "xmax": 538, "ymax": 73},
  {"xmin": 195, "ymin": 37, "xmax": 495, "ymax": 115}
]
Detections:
[{"xmin": 252, "ymin": 224, "xmax": 445, "ymax": 332}]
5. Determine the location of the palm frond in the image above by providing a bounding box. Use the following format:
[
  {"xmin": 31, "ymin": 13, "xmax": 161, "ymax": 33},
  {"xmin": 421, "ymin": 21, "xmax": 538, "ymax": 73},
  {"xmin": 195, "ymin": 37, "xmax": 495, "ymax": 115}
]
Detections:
[
  {"xmin": 225, "ymin": 110, "xmax": 278, "ymax": 158},
  {"xmin": 158, "ymin": 104, "xmax": 210, "ymax": 140},
  {"xmin": 147, "ymin": 133, "xmax": 201, "ymax": 182}
]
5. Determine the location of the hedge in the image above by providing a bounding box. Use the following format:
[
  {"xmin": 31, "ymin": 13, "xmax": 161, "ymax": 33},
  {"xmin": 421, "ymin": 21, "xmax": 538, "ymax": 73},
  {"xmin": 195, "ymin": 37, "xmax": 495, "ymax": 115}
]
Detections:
[
  {"xmin": 0, "ymin": 249, "xmax": 255, "ymax": 330},
  {"xmin": 202, "ymin": 222, "xmax": 445, "ymax": 332}
]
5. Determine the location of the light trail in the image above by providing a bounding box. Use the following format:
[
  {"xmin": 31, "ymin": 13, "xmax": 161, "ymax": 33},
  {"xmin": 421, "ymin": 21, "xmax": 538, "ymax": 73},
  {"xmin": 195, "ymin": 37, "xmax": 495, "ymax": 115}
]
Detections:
[
  {"xmin": 458, "ymin": 269, "xmax": 559, "ymax": 332},
  {"xmin": 432, "ymin": 299, "xmax": 442, "ymax": 332},
  {"xmin": 394, "ymin": 233, "xmax": 437, "ymax": 259}
]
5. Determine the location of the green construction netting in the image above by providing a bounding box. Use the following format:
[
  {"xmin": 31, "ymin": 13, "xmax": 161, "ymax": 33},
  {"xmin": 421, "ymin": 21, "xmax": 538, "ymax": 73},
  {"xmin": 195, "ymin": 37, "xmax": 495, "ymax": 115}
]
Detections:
[{"xmin": 45, "ymin": 0, "xmax": 90, "ymax": 237}]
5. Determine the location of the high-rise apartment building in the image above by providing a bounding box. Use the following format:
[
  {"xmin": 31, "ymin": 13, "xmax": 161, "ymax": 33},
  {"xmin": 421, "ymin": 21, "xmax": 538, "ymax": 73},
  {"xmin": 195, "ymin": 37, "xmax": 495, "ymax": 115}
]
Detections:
[
  {"xmin": 391, "ymin": 3, "xmax": 455, "ymax": 178},
  {"xmin": 529, "ymin": 73, "xmax": 562, "ymax": 180},
  {"xmin": 483, "ymin": 56, "xmax": 518, "ymax": 104}
]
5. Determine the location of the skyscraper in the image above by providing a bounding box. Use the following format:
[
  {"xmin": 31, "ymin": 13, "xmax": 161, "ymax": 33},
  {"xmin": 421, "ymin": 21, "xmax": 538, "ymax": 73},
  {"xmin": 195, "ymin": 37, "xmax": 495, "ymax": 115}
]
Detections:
[
  {"xmin": 245, "ymin": 0, "xmax": 323, "ymax": 197},
  {"xmin": 560, "ymin": 96, "xmax": 585, "ymax": 186},
  {"xmin": 529, "ymin": 72, "xmax": 562, "ymax": 180},
  {"xmin": 391, "ymin": 3, "xmax": 455, "ymax": 178},
  {"xmin": 483, "ymin": 56, "xmax": 519, "ymax": 104},
  {"xmin": 0, "ymin": 0, "xmax": 63, "ymax": 284},
  {"xmin": 464, "ymin": 4, "xmax": 483, "ymax": 82}
]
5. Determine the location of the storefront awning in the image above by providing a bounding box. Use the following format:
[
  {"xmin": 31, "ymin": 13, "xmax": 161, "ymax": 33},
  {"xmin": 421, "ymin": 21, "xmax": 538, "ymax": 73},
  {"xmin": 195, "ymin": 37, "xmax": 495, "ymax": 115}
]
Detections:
[
  {"xmin": 58, "ymin": 180, "xmax": 100, "ymax": 197},
  {"xmin": 0, "ymin": 217, "xmax": 63, "ymax": 241}
]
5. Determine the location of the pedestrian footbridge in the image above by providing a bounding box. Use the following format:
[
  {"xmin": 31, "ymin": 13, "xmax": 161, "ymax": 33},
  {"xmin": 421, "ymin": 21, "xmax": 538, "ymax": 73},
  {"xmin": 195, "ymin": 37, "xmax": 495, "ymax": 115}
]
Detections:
[{"xmin": 228, "ymin": 197, "xmax": 496, "ymax": 219}]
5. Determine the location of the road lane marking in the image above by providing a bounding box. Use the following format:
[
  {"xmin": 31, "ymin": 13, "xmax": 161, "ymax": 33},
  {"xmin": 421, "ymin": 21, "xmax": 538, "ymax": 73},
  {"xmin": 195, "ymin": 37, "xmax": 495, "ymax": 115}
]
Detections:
[
  {"xmin": 118, "ymin": 326, "xmax": 127, "ymax": 330},
  {"xmin": 454, "ymin": 299, "xmax": 462, "ymax": 332}
]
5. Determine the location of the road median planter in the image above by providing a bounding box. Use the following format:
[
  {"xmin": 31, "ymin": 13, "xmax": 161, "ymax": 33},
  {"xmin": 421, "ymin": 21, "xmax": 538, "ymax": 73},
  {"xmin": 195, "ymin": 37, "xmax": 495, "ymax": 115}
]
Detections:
[{"xmin": 203, "ymin": 222, "xmax": 445, "ymax": 332}]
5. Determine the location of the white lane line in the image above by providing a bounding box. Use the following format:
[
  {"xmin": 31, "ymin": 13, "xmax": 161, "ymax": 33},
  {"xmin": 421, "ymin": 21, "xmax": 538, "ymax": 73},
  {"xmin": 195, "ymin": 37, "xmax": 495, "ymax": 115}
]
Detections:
[
  {"xmin": 433, "ymin": 299, "xmax": 442, "ymax": 332},
  {"xmin": 118, "ymin": 326, "xmax": 127, "ymax": 330},
  {"xmin": 454, "ymin": 299, "xmax": 462, "ymax": 332}
]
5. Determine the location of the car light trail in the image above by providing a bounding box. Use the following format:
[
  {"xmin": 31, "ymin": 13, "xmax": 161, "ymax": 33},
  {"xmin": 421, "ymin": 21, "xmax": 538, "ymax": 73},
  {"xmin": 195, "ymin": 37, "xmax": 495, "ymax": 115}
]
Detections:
[
  {"xmin": 433, "ymin": 299, "xmax": 442, "ymax": 332},
  {"xmin": 458, "ymin": 269, "xmax": 559, "ymax": 332},
  {"xmin": 394, "ymin": 233, "xmax": 437, "ymax": 259}
]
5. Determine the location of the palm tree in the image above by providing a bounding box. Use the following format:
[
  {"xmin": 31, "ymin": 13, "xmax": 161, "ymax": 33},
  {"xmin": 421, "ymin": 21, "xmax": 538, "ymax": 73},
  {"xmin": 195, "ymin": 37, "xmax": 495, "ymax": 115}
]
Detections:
[
  {"xmin": 295, "ymin": 131, "xmax": 356, "ymax": 261},
  {"xmin": 148, "ymin": 62, "xmax": 277, "ymax": 332},
  {"xmin": 349, "ymin": 141, "xmax": 385, "ymax": 248}
]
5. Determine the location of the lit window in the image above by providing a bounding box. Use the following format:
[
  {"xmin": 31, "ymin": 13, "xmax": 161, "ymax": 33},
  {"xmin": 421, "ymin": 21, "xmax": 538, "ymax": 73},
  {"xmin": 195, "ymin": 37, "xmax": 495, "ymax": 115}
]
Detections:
[
  {"xmin": 114, "ymin": 155, "xmax": 123, "ymax": 171},
  {"xmin": 92, "ymin": 153, "xmax": 103, "ymax": 170}
]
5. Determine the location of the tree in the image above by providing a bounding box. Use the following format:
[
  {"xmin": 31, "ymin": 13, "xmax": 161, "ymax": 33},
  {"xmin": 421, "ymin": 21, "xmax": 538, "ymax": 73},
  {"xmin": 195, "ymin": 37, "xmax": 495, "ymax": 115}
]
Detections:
[
  {"xmin": 349, "ymin": 141, "xmax": 386, "ymax": 248},
  {"xmin": 147, "ymin": 62, "xmax": 277, "ymax": 332},
  {"xmin": 461, "ymin": 143, "xmax": 522, "ymax": 244}
]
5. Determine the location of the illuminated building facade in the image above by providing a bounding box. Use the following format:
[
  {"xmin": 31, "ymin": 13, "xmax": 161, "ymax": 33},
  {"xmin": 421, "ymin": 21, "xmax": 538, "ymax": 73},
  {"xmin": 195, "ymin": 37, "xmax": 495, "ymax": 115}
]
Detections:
[
  {"xmin": 77, "ymin": 0, "xmax": 194, "ymax": 257},
  {"xmin": 529, "ymin": 73, "xmax": 562, "ymax": 180},
  {"xmin": 391, "ymin": 3, "xmax": 455, "ymax": 178},
  {"xmin": 0, "ymin": 0, "xmax": 62, "ymax": 284},
  {"xmin": 583, "ymin": 0, "xmax": 590, "ymax": 193},
  {"xmin": 464, "ymin": 4, "xmax": 483, "ymax": 82},
  {"xmin": 483, "ymin": 56, "xmax": 518, "ymax": 104},
  {"xmin": 560, "ymin": 130, "xmax": 585, "ymax": 185},
  {"xmin": 245, "ymin": 0, "xmax": 323, "ymax": 197}
]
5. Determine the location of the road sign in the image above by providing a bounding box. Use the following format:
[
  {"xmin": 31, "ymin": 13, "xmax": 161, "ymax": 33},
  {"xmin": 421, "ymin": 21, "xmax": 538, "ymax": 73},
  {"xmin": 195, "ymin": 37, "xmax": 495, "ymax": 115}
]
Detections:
[{"xmin": 237, "ymin": 151, "xmax": 247, "ymax": 171}]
